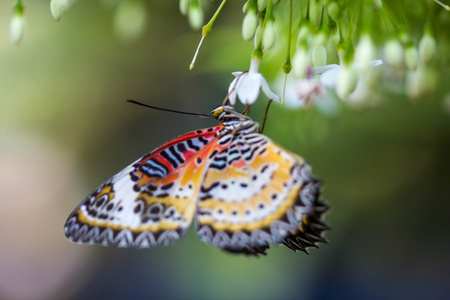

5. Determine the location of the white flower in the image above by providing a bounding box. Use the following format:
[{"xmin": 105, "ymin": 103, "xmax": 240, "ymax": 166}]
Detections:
[
  {"xmin": 273, "ymin": 71, "xmax": 340, "ymax": 116},
  {"xmin": 295, "ymin": 77, "xmax": 325, "ymax": 106},
  {"xmin": 314, "ymin": 60, "xmax": 383, "ymax": 90},
  {"xmin": 228, "ymin": 58, "xmax": 280, "ymax": 105},
  {"xmin": 312, "ymin": 60, "xmax": 383, "ymax": 102}
]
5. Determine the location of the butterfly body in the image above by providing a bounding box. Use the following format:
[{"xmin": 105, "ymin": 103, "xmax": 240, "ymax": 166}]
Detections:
[{"xmin": 65, "ymin": 106, "xmax": 329, "ymax": 255}]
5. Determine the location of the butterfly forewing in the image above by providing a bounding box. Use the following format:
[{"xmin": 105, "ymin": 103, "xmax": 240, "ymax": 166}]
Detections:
[
  {"xmin": 196, "ymin": 131, "xmax": 326, "ymax": 255},
  {"xmin": 64, "ymin": 126, "xmax": 222, "ymax": 248}
]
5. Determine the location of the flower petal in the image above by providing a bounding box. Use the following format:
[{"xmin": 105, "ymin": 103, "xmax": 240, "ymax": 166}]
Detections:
[
  {"xmin": 370, "ymin": 59, "xmax": 383, "ymax": 67},
  {"xmin": 236, "ymin": 73, "xmax": 262, "ymax": 105},
  {"xmin": 228, "ymin": 77, "xmax": 239, "ymax": 105},
  {"xmin": 319, "ymin": 66, "xmax": 341, "ymax": 88},
  {"xmin": 259, "ymin": 76, "xmax": 280, "ymax": 102},
  {"xmin": 311, "ymin": 64, "xmax": 340, "ymax": 75}
]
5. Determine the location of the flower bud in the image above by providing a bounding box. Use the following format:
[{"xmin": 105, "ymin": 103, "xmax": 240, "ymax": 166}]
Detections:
[
  {"xmin": 347, "ymin": 68, "xmax": 381, "ymax": 106},
  {"xmin": 10, "ymin": 6, "xmax": 25, "ymax": 45},
  {"xmin": 297, "ymin": 22, "xmax": 312, "ymax": 46},
  {"xmin": 242, "ymin": 10, "xmax": 258, "ymax": 41},
  {"xmin": 50, "ymin": 0, "xmax": 63, "ymax": 21},
  {"xmin": 257, "ymin": 0, "xmax": 268, "ymax": 11},
  {"xmin": 336, "ymin": 63, "xmax": 358, "ymax": 99},
  {"xmin": 254, "ymin": 24, "xmax": 262, "ymax": 48},
  {"xmin": 50, "ymin": 0, "xmax": 72, "ymax": 21},
  {"xmin": 262, "ymin": 20, "xmax": 276, "ymax": 50},
  {"xmin": 404, "ymin": 45, "xmax": 419, "ymax": 71},
  {"xmin": 292, "ymin": 45, "xmax": 309, "ymax": 78},
  {"xmin": 327, "ymin": 2, "xmax": 339, "ymax": 20},
  {"xmin": 373, "ymin": 0, "xmax": 382, "ymax": 9},
  {"xmin": 419, "ymin": 31, "xmax": 437, "ymax": 66},
  {"xmin": 243, "ymin": 1, "xmax": 249, "ymax": 13},
  {"xmin": 384, "ymin": 39, "xmax": 403, "ymax": 66},
  {"xmin": 355, "ymin": 34, "xmax": 377, "ymax": 71},
  {"xmin": 188, "ymin": 2, "xmax": 204, "ymax": 30},
  {"xmin": 406, "ymin": 67, "xmax": 437, "ymax": 99},
  {"xmin": 312, "ymin": 45, "xmax": 327, "ymax": 66},
  {"xmin": 179, "ymin": 0, "xmax": 189, "ymax": 16}
]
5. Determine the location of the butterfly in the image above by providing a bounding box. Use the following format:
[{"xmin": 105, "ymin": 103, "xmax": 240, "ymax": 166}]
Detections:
[{"xmin": 64, "ymin": 106, "xmax": 329, "ymax": 256}]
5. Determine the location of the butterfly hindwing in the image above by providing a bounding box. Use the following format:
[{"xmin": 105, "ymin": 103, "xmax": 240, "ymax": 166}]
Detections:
[
  {"xmin": 64, "ymin": 126, "xmax": 222, "ymax": 248},
  {"xmin": 196, "ymin": 132, "xmax": 328, "ymax": 255}
]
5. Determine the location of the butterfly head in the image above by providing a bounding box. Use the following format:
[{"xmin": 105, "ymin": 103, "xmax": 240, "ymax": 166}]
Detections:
[
  {"xmin": 212, "ymin": 106, "xmax": 249, "ymax": 123},
  {"xmin": 212, "ymin": 106, "xmax": 259, "ymax": 134}
]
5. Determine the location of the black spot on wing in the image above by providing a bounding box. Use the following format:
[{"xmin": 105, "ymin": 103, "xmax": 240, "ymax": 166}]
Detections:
[{"xmin": 177, "ymin": 142, "xmax": 187, "ymax": 153}]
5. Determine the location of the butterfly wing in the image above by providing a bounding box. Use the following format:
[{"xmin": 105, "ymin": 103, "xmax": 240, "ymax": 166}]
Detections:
[
  {"xmin": 196, "ymin": 132, "xmax": 329, "ymax": 255},
  {"xmin": 64, "ymin": 126, "xmax": 222, "ymax": 248}
]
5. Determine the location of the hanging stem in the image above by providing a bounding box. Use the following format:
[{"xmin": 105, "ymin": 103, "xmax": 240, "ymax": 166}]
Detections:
[
  {"xmin": 260, "ymin": 99, "xmax": 273, "ymax": 134},
  {"xmin": 190, "ymin": 0, "xmax": 227, "ymax": 69},
  {"xmin": 281, "ymin": 0, "xmax": 293, "ymax": 105}
]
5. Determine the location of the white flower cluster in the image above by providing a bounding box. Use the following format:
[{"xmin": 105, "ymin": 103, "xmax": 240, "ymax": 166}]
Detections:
[{"xmin": 182, "ymin": 0, "xmax": 443, "ymax": 111}]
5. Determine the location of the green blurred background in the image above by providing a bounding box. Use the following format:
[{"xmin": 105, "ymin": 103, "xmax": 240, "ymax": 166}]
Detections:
[{"xmin": 0, "ymin": 1, "xmax": 449, "ymax": 300}]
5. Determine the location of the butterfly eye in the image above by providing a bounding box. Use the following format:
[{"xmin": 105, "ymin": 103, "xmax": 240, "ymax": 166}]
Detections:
[{"xmin": 212, "ymin": 107, "xmax": 224, "ymax": 119}]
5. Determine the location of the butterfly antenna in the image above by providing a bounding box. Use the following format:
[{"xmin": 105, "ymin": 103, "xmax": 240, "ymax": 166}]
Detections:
[
  {"xmin": 126, "ymin": 100, "xmax": 212, "ymax": 118},
  {"xmin": 260, "ymin": 99, "xmax": 273, "ymax": 134}
]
